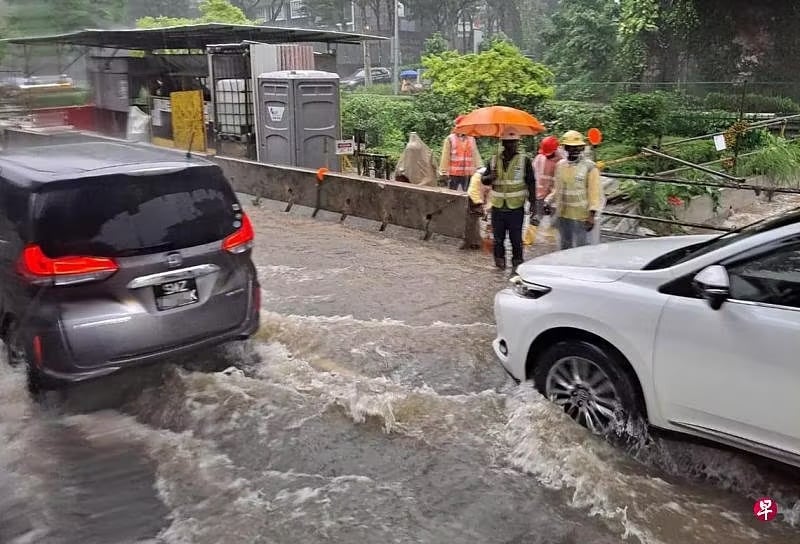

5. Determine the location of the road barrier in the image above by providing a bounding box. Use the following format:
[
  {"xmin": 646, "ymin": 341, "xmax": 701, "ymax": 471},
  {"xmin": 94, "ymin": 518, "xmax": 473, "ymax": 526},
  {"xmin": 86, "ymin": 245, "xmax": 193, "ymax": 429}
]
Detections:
[
  {"xmin": 212, "ymin": 156, "xmax": 468, "ymax": 239},
  {"xmin": 0, "ymin": 128, "xmax": 469, "ymax": 239}
]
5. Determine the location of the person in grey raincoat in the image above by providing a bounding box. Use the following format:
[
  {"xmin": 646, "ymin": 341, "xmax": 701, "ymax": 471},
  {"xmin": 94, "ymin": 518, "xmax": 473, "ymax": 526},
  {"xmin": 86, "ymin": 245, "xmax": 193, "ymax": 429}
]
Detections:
[{"xmin": 394, "ymin": 132, "xmax": 438, "ymax": 186}]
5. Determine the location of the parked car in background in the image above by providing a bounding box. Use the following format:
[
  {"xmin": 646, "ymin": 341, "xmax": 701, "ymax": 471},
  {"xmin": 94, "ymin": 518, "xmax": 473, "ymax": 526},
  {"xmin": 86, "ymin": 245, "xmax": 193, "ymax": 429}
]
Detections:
[
  {"xmin": 341, "ymin": 67, "xmax": 392, "ymax": 89},
  {"xmin": 493, "ymin": 210, "xmax": 800, "ymax": 467},
  {"xmin": 0, "ymin": 142, "xmax": 260, "ymax": 393}
]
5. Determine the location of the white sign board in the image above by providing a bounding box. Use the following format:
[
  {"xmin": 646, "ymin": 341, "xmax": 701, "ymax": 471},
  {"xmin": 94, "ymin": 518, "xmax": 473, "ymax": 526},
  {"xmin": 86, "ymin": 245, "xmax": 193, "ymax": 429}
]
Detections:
[
  {"xmin": 153, "ymin": 98, "xmax": 171, "ymax": 112},
  {"xmin": 713, "ymin": 134, "xmax": 727, "ymax": 151},
  {"xmin": 268, "ymin": 106, "xmax": 285, "ymax": 122},
  {"xmin": 336, "ymin": 139, "xmax": 355, "ymax": 155}
]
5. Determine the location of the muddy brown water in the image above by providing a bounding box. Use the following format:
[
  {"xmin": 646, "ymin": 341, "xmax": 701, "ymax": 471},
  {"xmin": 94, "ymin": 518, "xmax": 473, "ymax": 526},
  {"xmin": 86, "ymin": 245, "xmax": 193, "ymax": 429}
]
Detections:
[{"xmin": 0, "ymin": 198, "xmax": 798, "ymax": 544}]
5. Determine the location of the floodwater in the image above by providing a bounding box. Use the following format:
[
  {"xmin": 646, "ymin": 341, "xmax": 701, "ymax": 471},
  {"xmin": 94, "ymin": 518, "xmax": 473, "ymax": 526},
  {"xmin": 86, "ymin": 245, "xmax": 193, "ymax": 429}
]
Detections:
[{"xmin": 0, "ymin": 197, "xmax": 798, "ymax": 544}]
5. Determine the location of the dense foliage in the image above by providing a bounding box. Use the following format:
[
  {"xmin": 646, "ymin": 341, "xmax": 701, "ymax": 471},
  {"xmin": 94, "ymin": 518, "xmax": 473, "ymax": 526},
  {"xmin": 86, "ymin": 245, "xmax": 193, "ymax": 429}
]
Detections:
[
  {"xmin": 704, "ymin": 93, "xmax": 800, "ymax": 115},
  {"xmin": 5, "ymin": 0, "xmax": 125, "ymax": 35},
  {"xmin": 137, "ymin": 0, "xmax": 253, "ymax": 27},
  {"xmin": 740, "ymin": 135, "xmax": 800, "ymax": 191},
  {"xmin": 609, "ymin": 92, "xmax": 668, "ymax": 147},
  {"xmin": 422, "ymin": 40, "xmax": 554, "ymax": 110},
  {"xmin": 543, "ymin": 0, "xmax": 620, "ymax": 86}
]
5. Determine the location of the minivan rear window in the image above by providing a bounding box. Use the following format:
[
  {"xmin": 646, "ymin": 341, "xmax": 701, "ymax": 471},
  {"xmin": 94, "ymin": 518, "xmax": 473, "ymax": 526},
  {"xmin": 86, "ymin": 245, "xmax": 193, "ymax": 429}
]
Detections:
[{"xmin": 32, "ymin": 166, "xmax": 240, "ymax": 258}]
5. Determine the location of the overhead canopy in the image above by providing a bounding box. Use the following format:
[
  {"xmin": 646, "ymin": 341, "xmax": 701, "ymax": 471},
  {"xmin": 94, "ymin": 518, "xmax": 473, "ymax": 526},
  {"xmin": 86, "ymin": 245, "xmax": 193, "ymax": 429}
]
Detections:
[{"xmin": 2, "ymin": 23, "xmax": 388, "ymax": 50}]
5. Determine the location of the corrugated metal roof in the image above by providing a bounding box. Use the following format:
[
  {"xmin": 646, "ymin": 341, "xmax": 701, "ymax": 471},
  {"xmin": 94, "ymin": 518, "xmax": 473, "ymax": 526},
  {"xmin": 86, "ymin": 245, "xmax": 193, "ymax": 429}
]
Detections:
[{"xmin": 2, "ymin": 23, "xmax": 388, "ymax": 49}]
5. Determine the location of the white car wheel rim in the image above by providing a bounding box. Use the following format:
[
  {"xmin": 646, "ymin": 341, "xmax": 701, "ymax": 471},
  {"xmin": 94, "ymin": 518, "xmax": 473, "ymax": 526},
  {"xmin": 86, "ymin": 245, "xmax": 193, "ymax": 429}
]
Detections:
[{"xmin": 545, "ymin": 356, "xmax": 622, "ymax": 434}]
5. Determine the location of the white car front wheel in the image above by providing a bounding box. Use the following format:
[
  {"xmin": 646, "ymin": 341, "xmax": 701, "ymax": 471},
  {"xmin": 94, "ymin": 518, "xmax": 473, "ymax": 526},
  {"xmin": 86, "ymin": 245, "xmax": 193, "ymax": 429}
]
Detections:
[{"xmin": 533, "ymin": 340, "xmax": 643, "ymax": 437}]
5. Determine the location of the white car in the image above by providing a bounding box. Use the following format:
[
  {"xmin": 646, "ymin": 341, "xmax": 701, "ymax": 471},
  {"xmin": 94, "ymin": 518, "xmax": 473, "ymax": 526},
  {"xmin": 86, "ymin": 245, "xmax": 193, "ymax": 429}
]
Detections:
[{"xmin": 493, "ymin": 211, "xmax": 800, "ymax": 467}]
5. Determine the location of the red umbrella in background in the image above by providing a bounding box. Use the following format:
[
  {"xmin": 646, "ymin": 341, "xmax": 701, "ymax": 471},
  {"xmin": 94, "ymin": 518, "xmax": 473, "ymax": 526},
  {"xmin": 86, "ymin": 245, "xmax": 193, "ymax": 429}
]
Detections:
[{"xmin": 454, "ymin": 106, "xmax": 545, "ymax": 138}]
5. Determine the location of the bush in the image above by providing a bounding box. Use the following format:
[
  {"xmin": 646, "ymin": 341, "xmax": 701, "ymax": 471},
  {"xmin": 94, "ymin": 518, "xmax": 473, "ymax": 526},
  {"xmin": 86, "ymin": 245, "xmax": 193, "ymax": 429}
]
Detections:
[
  {"xmin": 740, "ymin": 134, "xmax": 800, "ymax": 189},
  {"xmin": 422, "ymin": 40, "xmax": 554, "ymax": 111},
  {"xmin": 405, "ymin": 91, "xmax": 470, "ymax": 151},
  {"xmin": 341, "ymin": 90, "xmax": 469, "ymax": 163},
  {"xmin": 346, "ymin": 84, "xmax": 396, "ymax": 96},
  {"xmin": 704, "ymin": 92, "xmax": 800, "ymax": 114},
  {"xmin": 664, "ymin": 110, "xmax": 738, "ymax": 137},
  {"xmin": 610, "ymin": 92, "xmax": 668, "ymax": 147},
  {"xmin": 536, "ymin": 100, "xmax": 612, "ymax": 137},
  {"xmin": 341, "ymin": 94, "xmax": 418, "ymax": 159},
  {"xmin": 24, "ymin": 89, "xmax": 90, "ymax": 108},
  {"xmin": 668, "ymin": 139, "xmax": 719, "ymax": 165}
]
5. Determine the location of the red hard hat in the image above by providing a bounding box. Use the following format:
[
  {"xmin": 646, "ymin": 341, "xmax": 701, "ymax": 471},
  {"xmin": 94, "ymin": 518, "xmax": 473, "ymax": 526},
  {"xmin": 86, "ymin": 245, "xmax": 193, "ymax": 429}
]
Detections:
[
  {"xmin": 539, "ymin": 136, "xmax": 559, "ymax": 155},
  {"xmin": 455, "ymin": 115, "xmax": 465, "ymax": 125}
]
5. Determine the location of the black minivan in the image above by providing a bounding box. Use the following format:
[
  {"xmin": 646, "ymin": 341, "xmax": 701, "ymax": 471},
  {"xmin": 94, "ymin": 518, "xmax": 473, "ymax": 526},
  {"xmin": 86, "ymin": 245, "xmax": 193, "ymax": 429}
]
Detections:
[{"xmin": 0, "ymin": 142, "xmax": 260, "ymax": 391}]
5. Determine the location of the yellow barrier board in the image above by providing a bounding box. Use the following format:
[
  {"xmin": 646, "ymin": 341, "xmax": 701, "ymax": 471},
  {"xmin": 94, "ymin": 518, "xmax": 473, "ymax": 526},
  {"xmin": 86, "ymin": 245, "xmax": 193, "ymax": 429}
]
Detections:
[{"xmin": 170, "ymin": 90, "xmax": 206, "ymax": 153}]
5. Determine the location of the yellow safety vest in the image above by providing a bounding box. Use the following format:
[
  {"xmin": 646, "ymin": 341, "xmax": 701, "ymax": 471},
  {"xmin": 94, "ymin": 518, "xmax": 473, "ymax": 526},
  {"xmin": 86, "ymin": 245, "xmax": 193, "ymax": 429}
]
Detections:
[
  {"xmin": 558, "ymin": 160, "xmax": 595, "ymax": 220},
  {"xmin": 491, "ymin": 154, "xmax": 528, "ymax": 209}
]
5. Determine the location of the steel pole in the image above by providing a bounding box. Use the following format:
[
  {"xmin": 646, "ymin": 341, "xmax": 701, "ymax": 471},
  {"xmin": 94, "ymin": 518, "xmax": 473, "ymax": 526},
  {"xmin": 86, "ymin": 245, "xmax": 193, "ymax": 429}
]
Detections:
[{"xmin": 392, "ymin": 1, "xmax": 400, "ymax": 95}]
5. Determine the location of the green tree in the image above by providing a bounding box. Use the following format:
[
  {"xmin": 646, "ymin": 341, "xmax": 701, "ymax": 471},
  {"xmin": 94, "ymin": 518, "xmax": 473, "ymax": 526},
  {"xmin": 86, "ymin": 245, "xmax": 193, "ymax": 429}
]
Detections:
[
  {"xmin": 422, "ymin": 39, "xmax": 554, "ymax": 110},
  {"xmin": 126, "ymin": 0, "xmax": 196, "ymax": 23},
  {"xmin": 137, "ymin": 0, "xmax": 254, "ymax": 27},
  {"xmin": 404, "ymin": 0, "xmax": 480, "ymax": 42},
  {"xmin": 199, "ymin": 0, "xmax": 253, "ymax": 23},
  {"xmin": 6, "ymin": 0, "xmax": 125, "ymax": 35},
  {"xmin": 543, "ymin": 0, "xmax": 620, "ymax": 85},
  {"xmin": 617, "ymin": 0, "xmax": 699, "ymax": 81},
  {"xmin": 423, "ymin": 32, "xmax": 448, "ymax": 56},
  {"xmin": 516, "ymin": 0, "xmax": 558, "ymax": 58}
]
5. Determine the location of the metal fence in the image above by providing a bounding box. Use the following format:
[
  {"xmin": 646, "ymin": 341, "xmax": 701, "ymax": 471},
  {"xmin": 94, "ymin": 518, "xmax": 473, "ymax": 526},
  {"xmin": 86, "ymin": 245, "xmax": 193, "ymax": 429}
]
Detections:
[{"xmin": 599, "ymin": 115, "xmax": 800, "ymax": 237}]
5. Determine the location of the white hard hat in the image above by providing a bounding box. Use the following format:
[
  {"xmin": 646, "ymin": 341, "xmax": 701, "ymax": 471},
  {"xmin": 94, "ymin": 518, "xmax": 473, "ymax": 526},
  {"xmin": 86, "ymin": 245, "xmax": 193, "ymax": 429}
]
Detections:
[{"xmin": 500, "ymin": 128, "xmax": 521, "ymax": 141}]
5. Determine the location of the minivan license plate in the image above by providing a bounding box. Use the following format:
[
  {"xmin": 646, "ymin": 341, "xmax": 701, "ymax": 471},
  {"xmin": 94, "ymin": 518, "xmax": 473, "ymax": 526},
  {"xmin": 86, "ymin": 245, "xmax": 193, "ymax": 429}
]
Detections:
[{"xmin": 154, "ymin": 278, "xmax": 199, "ymax": 311}]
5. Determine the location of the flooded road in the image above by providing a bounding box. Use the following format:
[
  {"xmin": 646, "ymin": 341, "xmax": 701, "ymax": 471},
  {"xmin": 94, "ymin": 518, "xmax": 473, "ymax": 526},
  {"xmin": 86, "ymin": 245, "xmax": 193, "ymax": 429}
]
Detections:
[{"xmin": 1, "ymin": 197, "xmax": 798, "ymax": 544}]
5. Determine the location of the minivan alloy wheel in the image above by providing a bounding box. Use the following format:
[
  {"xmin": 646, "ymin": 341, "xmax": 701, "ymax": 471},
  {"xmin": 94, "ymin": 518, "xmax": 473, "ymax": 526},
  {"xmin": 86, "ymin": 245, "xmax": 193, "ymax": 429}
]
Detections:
[{"xmin": 545, "ymin": 356, "xmax": 622, "ymax": 433}]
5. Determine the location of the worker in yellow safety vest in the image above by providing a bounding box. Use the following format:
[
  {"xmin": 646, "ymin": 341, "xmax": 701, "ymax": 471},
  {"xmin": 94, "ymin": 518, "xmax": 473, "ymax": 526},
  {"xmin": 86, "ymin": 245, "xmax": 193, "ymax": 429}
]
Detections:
[
  {"xmin": 439, "ymin": 116, "xmax": 482, "ymax": 191},
  {"xmin": 543, "ymin": 130, "xmax": 602, "ymax": 250},
  {"xmin": 481, "ymin": 128, "xmax": 536, "ymax": 271}
]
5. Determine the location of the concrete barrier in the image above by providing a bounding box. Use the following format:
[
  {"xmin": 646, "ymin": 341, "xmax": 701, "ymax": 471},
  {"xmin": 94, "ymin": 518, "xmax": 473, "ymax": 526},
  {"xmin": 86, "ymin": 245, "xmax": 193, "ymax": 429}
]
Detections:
[
  {"xmin": 0, "ymin": 128, "xmax": 469, "ymax": 239},
  {"xmin": 1, "ymin": 127, "xmax": 110, "ymax": 148},
  {"xmin": 212, "ymin": 156, "xmax": 468, "ymax": 239}
]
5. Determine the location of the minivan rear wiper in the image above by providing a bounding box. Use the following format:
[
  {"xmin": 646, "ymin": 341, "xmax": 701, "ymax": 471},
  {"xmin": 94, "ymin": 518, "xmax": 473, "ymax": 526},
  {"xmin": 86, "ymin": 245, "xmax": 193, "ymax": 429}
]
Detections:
[{"xmin": 115, "ymin": 243, "xmax": 175, "ymax": 257}]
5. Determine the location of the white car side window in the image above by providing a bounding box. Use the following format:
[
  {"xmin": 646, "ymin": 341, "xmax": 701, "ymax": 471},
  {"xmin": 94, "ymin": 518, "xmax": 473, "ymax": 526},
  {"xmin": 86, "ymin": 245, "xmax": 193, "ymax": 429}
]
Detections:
[{"xmin": 727, "ymin": 242, "xmax": 800, "ymax": 308}]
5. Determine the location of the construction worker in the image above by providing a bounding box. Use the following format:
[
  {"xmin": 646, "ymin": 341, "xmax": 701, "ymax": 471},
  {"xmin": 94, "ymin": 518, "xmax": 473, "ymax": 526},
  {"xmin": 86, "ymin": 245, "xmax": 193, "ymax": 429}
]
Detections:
[
  {"xmin": 544, "ymin": 130, "xmax": 602, "ymax": 250},
  {"xmin": 532, "ymin": 135, "xmax": 565, "ymax": 222},
  {"xmin": 461, "ymin": 166, "xmax": 491, "ymax": 250},
  {"xmin": 481, "ymin": 129, "xmax": 536, "ymax": 271},
  {"xmin": 439, "ymin": 116, "xmax": 482, "ymax": 191}
]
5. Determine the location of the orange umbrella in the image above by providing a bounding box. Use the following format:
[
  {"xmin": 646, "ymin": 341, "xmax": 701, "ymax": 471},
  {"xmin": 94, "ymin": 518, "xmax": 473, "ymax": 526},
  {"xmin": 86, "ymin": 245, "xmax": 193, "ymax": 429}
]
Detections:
[{"xmin": 454, "ymin": 106, "xmax": 545, "ymax": 138}]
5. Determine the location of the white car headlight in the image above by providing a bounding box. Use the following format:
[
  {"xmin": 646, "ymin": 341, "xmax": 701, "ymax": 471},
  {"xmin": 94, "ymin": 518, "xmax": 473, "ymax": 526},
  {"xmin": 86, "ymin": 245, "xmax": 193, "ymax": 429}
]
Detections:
[{"xmin": 510, "ymin": 276, "xmax": 551, "ymax": 299}]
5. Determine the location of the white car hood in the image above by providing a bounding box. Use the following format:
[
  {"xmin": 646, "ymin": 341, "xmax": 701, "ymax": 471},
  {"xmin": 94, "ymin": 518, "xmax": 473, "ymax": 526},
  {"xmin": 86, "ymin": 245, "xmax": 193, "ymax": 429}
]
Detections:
[{"xmin": 518, "ymin": 235, "xmax": 715, "ymax": 283}]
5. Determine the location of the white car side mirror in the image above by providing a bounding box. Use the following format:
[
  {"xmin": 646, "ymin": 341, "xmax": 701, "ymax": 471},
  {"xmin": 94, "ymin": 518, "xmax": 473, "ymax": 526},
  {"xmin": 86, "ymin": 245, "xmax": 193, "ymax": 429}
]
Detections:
[{"xmin": 693, "ymin": 265, "xmax": 730, "ymax": 311}]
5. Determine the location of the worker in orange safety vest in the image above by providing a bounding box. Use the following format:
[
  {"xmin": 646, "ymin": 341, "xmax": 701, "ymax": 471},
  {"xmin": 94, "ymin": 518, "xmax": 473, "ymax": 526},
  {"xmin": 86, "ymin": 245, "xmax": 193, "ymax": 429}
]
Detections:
[{"xmin": 439, "ymin": 116, "xmax": 482, "ymax": 191}]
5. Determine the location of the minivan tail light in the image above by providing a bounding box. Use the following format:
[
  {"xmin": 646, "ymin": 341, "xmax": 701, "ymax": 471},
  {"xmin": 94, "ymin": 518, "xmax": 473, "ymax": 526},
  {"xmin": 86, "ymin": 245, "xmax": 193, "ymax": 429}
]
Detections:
[
  {"xmin": 18, "ymin": 244, "xmax": 119, "ymax": 286},
  {"xmin": 223, "ymin": 213, "xmax": 254, "ymax": 254}
]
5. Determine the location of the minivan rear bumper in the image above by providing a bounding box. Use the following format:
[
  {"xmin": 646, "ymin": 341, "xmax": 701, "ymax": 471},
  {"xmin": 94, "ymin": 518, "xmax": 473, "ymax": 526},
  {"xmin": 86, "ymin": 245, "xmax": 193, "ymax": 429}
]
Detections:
[{"xmin": 36, "ymin": 305, "xmax": 260, "ymax": 384}]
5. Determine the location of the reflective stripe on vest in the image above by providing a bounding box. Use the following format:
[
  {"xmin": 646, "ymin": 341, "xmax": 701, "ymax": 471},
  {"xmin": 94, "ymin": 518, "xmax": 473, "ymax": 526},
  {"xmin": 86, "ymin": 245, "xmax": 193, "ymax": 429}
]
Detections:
[
  {"xmin": 448, "ymin": 134, "xmax": 473, "ymax": 176},
  {"xmin": 491, "ymin": 154, "xmax": 527, "ymax": 209}
]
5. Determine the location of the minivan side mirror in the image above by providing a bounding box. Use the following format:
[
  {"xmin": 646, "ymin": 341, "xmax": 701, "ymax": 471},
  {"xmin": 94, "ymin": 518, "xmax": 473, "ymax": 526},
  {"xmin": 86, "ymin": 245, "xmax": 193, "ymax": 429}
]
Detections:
[{"xmin": 693, "ymin": 265, "xmax": 730, "ymax": 310}]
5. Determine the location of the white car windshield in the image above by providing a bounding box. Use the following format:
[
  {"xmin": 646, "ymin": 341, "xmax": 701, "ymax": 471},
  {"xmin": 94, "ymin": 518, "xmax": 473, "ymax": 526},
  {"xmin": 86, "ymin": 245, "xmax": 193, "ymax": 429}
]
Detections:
[{"xmin": 644, "ymin": 208, "xmax": 800, "ymax": 269}]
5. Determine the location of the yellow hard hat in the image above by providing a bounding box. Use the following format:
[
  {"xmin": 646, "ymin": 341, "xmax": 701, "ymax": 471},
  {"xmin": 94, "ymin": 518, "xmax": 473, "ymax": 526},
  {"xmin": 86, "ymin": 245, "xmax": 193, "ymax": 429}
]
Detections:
[{"xmin": 561, "ymin": 130, "xmax": 586, "ymax": 147}]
